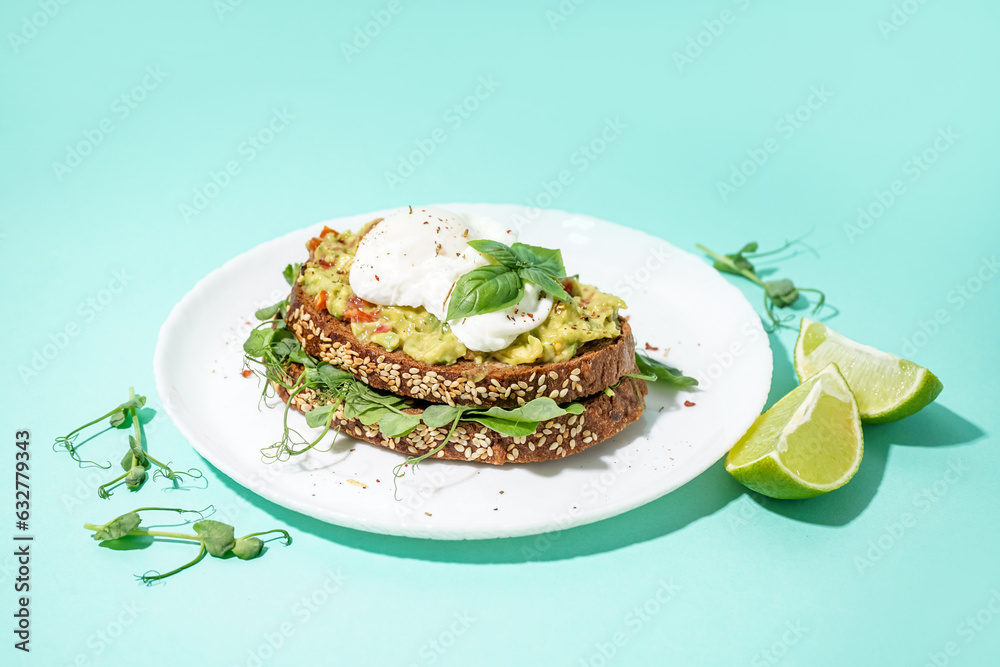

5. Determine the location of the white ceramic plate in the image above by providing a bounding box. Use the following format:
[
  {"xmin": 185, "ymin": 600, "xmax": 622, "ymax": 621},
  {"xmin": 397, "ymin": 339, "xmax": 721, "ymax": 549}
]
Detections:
[{"xmin": 154, "ymin": 204, "xmax": 772, "ymax": 539}]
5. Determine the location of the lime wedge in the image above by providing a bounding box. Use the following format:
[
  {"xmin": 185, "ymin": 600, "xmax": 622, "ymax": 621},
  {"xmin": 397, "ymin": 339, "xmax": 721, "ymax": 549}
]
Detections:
[
  {"xmin": 794, "ymin": 318, "xmax": 943, "ymax": 423},
  {"xmin": 725, "ymin": 363, "xmax": 863, "ymax": 499}
]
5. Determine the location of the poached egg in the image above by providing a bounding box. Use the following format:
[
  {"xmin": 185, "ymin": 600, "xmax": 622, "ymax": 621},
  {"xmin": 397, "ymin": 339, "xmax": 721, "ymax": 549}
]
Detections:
[{"xmin": 349, "ymin": 206, "xmax": 553, "ymax": 352}]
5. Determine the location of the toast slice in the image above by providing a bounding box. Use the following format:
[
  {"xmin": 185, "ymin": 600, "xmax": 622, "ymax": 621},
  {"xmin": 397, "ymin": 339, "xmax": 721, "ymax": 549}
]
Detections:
[
  {"xmin": 275, "ymin": 360, "xmax": 648, "ymax": 465},
  {"xmin": 286, "ymin": 280, "xmax": 638, "ymax": 409}
]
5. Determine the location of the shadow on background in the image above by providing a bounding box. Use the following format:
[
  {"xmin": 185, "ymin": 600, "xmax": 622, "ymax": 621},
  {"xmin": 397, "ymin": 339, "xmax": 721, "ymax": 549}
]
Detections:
[
  {"xmin": 763, "ymin": 402, "xmax": 984, "ymax": 526},
  {"xmin": 205, "ymin": 336, "xmax": 984, "ymax": 562}
]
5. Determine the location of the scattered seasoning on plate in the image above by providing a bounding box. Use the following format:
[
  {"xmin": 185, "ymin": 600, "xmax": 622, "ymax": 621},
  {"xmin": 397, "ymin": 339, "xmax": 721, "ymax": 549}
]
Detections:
[
  {"xmin": 241, "ymin": 369, "xmax": 253, "ymax": 378},
  {"xmin": 645, "ymin": 342, "xmax": 659, "ymax": 351},
  {"xmin": 684, "ymin": 400, "xmax": 696, "ymax": 407}
]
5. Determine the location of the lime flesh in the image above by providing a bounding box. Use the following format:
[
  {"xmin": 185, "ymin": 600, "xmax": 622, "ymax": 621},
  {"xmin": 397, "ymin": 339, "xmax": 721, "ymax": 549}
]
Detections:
[
  {"xmin": 725, "ymin": 363, "xmax": 863, "ymax": 499},
  {"xmin": 794, "ymin": 318, "xmax": 943, "ymax": 423}
]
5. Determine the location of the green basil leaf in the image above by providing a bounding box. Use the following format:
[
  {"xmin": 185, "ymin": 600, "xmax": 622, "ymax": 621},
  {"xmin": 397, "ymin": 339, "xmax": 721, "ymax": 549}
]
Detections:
[
  {"xmin": 634, "ymin": 353, "xmax": 699, "ymax": 388},
  {"xmin": 282, "ymin": 263, "xmax": 301, "ymax": 286},
  {"xmin": 512, "ymin": 243, "xmax": 565, "ymax": 276},
  {"xmin": 446, "ymin": 265, "xmax": 524, "ymax": 320},
  {"xmin": 379, "ymin": 412, "xmax": 422, "ymax": 438},
  {"xmin": 518, "ymin": 267, "xmax": 571, "ymax": 302},
  {"xmin": 193, "ymin": 520, "xmax": 237, "ymax": 557},
  {"xmin": 91, "ymin": 512, "xmax": 142, "ymax": 541},
  {"xmin": 421, "ymin": 405, "xmax": 465, "ymax": 429},
  {"xmin": 467, "ymin": 239, "xmax": 520, "ymax": 268}
]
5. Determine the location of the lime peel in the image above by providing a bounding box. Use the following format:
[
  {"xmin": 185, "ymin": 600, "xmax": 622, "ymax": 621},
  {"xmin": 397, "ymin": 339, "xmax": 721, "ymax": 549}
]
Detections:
[{"xmin": 794, "ymin": 318, "xmax": 943, "ymax": 423}]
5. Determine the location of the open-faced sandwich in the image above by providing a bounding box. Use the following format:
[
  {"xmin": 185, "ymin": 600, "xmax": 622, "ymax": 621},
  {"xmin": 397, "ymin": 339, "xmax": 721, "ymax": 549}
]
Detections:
[{"xmin": 243, "ymin": 206, "xmax": 695, "ymax": 471}]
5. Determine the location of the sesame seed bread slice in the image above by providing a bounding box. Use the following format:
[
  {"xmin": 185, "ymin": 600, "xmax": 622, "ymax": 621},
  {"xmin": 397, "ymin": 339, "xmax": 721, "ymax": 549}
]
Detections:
[
  {"xmin": 286, "ymin": 281, "xmax": 638, "ymax": 409},
  {"xmin": 275, "ymin": 361, "xmax": 648, "ymax": 465}
]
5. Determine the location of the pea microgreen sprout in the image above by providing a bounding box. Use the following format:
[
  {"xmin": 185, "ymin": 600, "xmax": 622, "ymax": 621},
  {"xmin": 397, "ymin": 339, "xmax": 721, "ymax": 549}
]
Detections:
[
  {"xmin": 55, "ymin": 387, "xmax": 203, "ymax": 498},
  {"xmin": 696, "ymin": 233, "xmax": 827, "ymax": 331},
  {"xmin": 53, "ymin": 391, "xmax": 147, "ymax": 468},
  {"xmin": 84, "ymin": 506, "xmax": 291, "ymax": 585}
]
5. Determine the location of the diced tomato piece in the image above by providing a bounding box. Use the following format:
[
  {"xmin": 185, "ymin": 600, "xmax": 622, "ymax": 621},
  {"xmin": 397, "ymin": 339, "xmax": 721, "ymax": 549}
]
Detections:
[
  {"xmin": 343, "ymin": 295, "xmax": 375, "ymax": 322},
  {"xmin": 320, "ymin": 226, "xmax": 336, "ymax": 237},
  {"xmin": 561, "ymin": 277, "xmax": 575, "ymax": 293},
  {"xmin": 314, "ymin": 290, "xmax": 329, "ymax": 310},
  {"xmin": 241, "ymin": 369, "xmax": 253, "ymax": 378},
  {"xmin": 374, "ymin": 323, "xmax": 391, "ymax": 334},
  {"xmin": 306, "ymin": 237, "xmax": 321, "ymax": 253}
]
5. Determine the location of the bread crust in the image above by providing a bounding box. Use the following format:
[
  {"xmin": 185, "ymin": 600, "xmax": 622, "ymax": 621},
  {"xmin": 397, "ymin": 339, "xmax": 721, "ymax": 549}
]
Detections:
[
  {"xmin": 274, "ymin": 361, "xmax": 647, "ymax": 465},
  {"xmin": 286, "ymin": 281, "xmax": 638, "ymax": 408}
]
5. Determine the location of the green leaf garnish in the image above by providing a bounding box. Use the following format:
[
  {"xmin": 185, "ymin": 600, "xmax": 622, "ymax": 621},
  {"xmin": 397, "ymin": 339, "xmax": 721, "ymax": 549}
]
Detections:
[
  {"xmin": 517, "ymin": 267, "xmax": 571, "ymax": 302},
  {"xmin": 696, "ymin": 231, "xmax": 827, "ymax": 331},
  {"xmin": 55, "ymin": 387, "xmax": 203, "ymax": 498},
  {"xmin": 378, "ymin": 412, "xmax": 422, "ymax": 438},
  {"xmin": 84, "ymin": 507, "xmax": 290, "ymax": 584},
  {"xmin": 419, "ymin": 405, "xmax": 464, "ymax": 429},
  {"xmin": 232, "ymin": 537, "xmax": 264, "ymax": 560},
  {"xmin": 446, "ymin": 265, "xmax": 525, "ymax": 320},
  {"xmin": 511, "ymin": 243, "xmax": 565, "ymax": 276},
  {"xmin": 193, "ymin": 520, "xmax": 236, "ymax": 557},
  {"xmin": 282, "ymin": 262, "xmax": 301, "ymax": 286},
  {"xmin": 446, "ymin": 240, "xmax": 570, "ymax": 320},
  {"xmin": 629, "ymin": 353, "xmax": 699, "ymax": 389}
]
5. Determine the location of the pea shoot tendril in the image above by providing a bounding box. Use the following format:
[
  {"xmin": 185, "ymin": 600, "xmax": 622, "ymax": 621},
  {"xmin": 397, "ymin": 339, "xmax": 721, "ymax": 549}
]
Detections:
[
  {"xmin": 84, "ymin": 506, "xmax": 291, "ymax": 585},
  {"xmin": 53, "ymin": 387, "xmax": 204, "ymax": 498},
  {"xmin": 696, "ymin": 231, "xmax": 829, "ymax": 331}
]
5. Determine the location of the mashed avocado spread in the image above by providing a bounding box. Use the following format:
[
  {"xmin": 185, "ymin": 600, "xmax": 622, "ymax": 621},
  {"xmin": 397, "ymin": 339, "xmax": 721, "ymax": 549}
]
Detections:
[{"xmin": 299, "ymin": 223, "xmax": 626, "ymax": 365}]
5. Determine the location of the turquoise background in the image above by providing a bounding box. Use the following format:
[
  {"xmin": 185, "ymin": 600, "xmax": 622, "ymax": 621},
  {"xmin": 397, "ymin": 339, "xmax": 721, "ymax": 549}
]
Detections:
[{"xmin": 3, "ymin": 1, "xmax": 998, "ymax": 665}]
